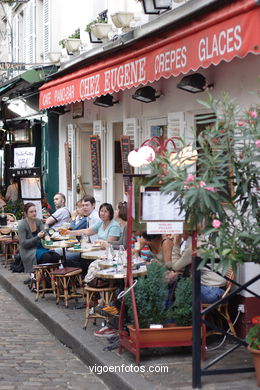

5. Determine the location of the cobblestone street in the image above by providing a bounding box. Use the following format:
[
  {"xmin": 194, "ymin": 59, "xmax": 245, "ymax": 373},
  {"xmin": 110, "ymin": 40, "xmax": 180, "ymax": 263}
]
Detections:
[{"xmin": 0, "ymin": 286, "xmax": 108, "ymax": 390}]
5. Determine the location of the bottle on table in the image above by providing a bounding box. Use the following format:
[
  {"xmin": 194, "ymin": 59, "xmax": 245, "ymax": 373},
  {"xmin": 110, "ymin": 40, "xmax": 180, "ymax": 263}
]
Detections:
[{"xmin": 106, "ymin": 244, "xmax": 114, "ymax": 264}]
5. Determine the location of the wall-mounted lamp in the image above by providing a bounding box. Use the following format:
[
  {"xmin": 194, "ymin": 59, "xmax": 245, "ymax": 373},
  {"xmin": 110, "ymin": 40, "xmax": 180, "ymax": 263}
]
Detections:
[
  {"xmin": 132, "ymin": 86, "xmax": 160, "ymax": 103},
  {"xmin": 93, "ymin": 94, "xmax": 119, "ymax": 108},
  {"xmin": 141, "ymin": 0, "xmax": 172, "ymax": 14},
  {"xmin": 177, "ymin": 73, "xmax": 213, "ymax": 93}
]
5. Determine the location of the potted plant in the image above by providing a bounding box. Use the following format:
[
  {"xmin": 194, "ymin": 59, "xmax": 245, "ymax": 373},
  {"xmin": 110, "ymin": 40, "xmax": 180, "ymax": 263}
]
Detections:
[
  {"xmin": 124, "ymin": 261, "xmax": 192, "ymax": 346},
  {"xmin": 85, "ymin": 18, "xmax": 112, "ymax": 42},
  {"xmin": 246, "ymin": 316, "xmax": 260, "ymax": 386},
  {"xmin": 111, "ymin": 12, "xmax": 134, "ymax": 32},
  {"xmin": 148, "ymin": 94, "xmax": 260, "ymax": 272},
  {"xmin": 59, "ymin": 29, "xmax": 81, "ymax": 54}
]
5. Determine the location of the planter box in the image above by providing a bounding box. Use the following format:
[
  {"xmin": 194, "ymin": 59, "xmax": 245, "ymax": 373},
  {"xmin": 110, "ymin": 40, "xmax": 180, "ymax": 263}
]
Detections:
[{"xmin": 127, "ymin": 324, "xmax": 193, "ymax": 348}]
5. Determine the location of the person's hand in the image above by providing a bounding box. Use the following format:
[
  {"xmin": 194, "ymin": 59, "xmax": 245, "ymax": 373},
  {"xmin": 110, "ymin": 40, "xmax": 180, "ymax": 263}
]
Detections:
[
  {"xmin": 38, "ymin": 231, "xmax": 45, "ymax": 239},
  {"xmin": 166, "ymin": 270, "xmax": 178, "ymax": 283},
  {"xmin": 95, "ymin": 240, "xmax": 107, "ymax": 248}
]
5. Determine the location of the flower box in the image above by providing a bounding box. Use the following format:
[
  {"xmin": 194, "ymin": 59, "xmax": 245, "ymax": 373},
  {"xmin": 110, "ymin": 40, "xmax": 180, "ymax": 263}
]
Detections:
[{"xmin": 127, "ymin": 324, "xmax": 193, "ymax": 348}]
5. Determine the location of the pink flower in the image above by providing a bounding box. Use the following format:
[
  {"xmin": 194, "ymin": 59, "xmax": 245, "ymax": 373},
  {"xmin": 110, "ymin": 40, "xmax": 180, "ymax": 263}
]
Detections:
[
  {"xmin": 184, "ymin": 185, "xmax": 190, "ymax": 190},
  {"xmin": 237, "ymin": 121, "xmax": 244, "ymax": 127},
  {"xmin": 199, "ymin": 181, "xmax": 206, "ymax": 187},
  {"xmin": 212, "ymin": 219, "xmax": 222, "ymax": 228},
  {"xmin": 186, "ymin": 174, "xmax": 195, "ymax": 183},
  {"xmin": 255, "ymin": 140, "xmax": 260, "ymax": 148},
  {"xmin": 205, "ymin": 186, "xmax": 216, "ymax": 192},
  {"xmin": 249, "ymin": 111, "xmax": 257, "ymax": 119}
]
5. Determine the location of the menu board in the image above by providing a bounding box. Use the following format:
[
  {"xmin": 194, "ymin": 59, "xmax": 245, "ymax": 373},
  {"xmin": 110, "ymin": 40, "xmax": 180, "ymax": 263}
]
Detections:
[
  {"xmin": 90, "ymin": 135, "xmax": 102, "ymax": 189},
  {"xmin": 20, "ymin": 177, "xmax": 42, "ymax": 199},
  {"xmin": 120, "ymin": 136, "xmax": 133, "ymax": 194},
  {"xmin": 140, "ymin": 187, "xmax": 185, "ymax": 222}
]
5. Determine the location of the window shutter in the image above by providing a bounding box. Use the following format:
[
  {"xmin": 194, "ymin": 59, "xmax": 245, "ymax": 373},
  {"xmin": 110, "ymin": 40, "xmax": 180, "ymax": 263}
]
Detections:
[
  {"xmin": 167, "ymin": 112, "xmax": 185, "ymax": 150},
  {"xmin": 12, "ymin": 15, "xmax": 18, "ymax": 62},
  {"xmin": 123, "ymin": 118, "xmax": 139, "ymax": 149},
  {"xmin": 184, "ymin": 111, "xmax": 196, "ymax": 146},
  {"xmin": 67, "ymin": 124, "xmax": 76, "ymax": 200},
  {"xmin": 93, "ymin": 120, "xmax": 106, "ymax": 205},
  {"xmin": 43, "ymin": 0, "xmax": 50, "ymax": 61},
  {"xmin": 26, "ymin": 0, "xmax": 36, "ymax": 63}
]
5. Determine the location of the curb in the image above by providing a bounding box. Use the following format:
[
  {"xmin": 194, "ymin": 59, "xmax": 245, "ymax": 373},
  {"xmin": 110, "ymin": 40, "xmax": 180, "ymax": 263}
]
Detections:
[{"xmin": 0, "ymin": 267, "xmax": 156, "ymax": 390}]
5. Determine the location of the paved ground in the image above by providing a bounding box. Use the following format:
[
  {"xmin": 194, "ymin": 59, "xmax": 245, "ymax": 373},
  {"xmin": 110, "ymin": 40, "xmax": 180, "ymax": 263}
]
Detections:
[
  {"xmin": 0, "ymin": 263, "xmax": 258, "ymax": 390},
  {"xmin": 0, "ymin": 285, "xmax": 109, "ymax": 390}
]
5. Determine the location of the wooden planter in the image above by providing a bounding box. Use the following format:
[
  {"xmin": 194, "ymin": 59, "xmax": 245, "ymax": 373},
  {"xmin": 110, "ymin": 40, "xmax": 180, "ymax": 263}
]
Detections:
[
  {"xmin": 127, "ymin": 324, "xmax": 193, "ymax": 348},
  {"xmin": 248, "ymin": 347, "xmax": 260, "ymax": 387}
]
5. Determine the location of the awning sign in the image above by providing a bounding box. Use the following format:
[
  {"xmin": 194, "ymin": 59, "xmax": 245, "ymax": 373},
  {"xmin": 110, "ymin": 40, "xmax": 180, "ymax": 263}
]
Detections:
[{"xmin": 39, "ymin": 3, "xmax": 260, "ymax": 110}]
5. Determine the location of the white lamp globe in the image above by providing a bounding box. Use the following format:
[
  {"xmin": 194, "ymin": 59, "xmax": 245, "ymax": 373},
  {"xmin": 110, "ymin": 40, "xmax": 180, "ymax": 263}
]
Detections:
[
  {"xmin": 128, "ymin": 150, "xmax": 144, "ymax": 168},
  {"xmin": 179, "ymin": 145, "xmax": 198, "ymax": 166},
  {"xmin": 138, "ymin": 146, "xmax": 155, "ymax": 165}
]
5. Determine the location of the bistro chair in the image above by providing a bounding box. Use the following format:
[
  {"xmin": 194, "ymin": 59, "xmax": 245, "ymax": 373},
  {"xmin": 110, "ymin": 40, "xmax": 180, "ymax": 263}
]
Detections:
[
  {"xmin": 201, "ymin": 268, "xmax": 236, "ymax": 360},
  {"xmin": 83, "ymin": 285, "xmax": 117, "ymax": 329},
  {"xmin": 0, "ymin": 213, "xmax": 19, "ymax": 267},
  {"xmin": 50, "ymin": 267, "xmax": 84, "ymax": 307},
  {"xmin": 33, "ymin": 263, "xmax": 60, "ymax": 301}
]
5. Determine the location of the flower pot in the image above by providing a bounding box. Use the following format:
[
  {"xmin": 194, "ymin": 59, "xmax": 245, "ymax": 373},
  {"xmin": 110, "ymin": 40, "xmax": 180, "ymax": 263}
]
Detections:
[
  {"xmin": 111, "ymin": 12, "xmax": 134, "ymax": 32},
  {"xmin": 90, "ymin": 23, "xmax": 113, "ymax": 41},
  {"xmin": 64, "ymin": 39, "xmax": 81, "ymax": 54},
  {"xmin": 248, "ymin": 347, "xmax": 260, "ymax": 387},
  {"xmin": 127, "ymin": 324, "xmax": 193, "ymax": 348},
  {"xmin": 47, "ymin": 52, "xmax": 62, "ymax": 64}
]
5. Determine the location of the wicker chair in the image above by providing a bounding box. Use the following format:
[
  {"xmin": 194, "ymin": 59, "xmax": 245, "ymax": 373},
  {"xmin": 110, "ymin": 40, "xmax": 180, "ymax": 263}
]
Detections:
[
  {"xmin": 50, "ymin": 267, "xmax": 84, "ymax": 307},
  {"xmin": 83, "ymin": 285, "xmax": 117, "ymax": 329},
  {"xmin": 33, "ymin": 263, "xmax": 60, "ymax": 301},
  {"xmin": 0, "ymin": 213, "xmax": 19, "ymax": 267}
]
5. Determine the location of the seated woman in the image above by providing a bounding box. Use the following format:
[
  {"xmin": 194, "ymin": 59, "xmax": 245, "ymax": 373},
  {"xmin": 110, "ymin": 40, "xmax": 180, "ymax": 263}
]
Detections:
[
  {"xmin": 68, "ymin": 202, "xmax": 121, "ymax": 242},
  {"xmin": 18, "ymin": 203, "xmax": 60, "ymax": 287},
  {"xmin": 167, "ymin": 232, "xmax": 226, "ymax": 304},
  {"xmin": 134, "ymin": 232, "xmax": 173, "ymax": 263},
  {"xmin": 97, "ymin": 201, "xmax": 128, "ymax": 250}
]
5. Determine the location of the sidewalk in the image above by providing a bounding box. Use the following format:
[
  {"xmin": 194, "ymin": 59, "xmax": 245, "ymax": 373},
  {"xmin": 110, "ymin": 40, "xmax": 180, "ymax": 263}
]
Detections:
[{"xmin": 0, "ymin": 265, "xmax": 257, "ymax": 390}]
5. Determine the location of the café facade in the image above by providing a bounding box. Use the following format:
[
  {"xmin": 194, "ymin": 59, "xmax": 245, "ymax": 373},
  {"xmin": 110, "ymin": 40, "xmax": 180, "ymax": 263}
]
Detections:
[{"xmin": 39, "ymin": 0, "xmax": 260, "ymax": 335}]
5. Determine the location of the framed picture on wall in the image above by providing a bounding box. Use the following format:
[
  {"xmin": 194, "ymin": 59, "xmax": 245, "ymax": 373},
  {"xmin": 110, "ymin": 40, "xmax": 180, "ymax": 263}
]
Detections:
[{"xmin": 72, "ymin": 101, "xmax": 84, "ymax": 119}]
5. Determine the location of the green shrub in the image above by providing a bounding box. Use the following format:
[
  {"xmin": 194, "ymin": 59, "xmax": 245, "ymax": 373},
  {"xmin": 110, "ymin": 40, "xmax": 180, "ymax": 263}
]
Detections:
[
  {"xmin": 125, "ymin": 261, "xmax": 175, "ymax": 328},
  {"xmin": 4, "ymin": 200, "xmax": 24, "ymax": 220},
  {"xmin": 172, "ymin": 277, "xmax": 193, "ymax": 326}
]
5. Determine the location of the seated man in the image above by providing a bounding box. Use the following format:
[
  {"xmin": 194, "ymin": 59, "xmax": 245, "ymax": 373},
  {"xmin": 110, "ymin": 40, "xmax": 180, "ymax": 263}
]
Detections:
[
  {"xmin": 60, "ymin": 195, "xmax": 100, "ymax": 277},
  {"xmin": 166, "ymin": 232, "xmax": 226, "ymax": 304},
  {"xmin": 45, "ymin": 193, "xmax": 70, "ymax": 229}
]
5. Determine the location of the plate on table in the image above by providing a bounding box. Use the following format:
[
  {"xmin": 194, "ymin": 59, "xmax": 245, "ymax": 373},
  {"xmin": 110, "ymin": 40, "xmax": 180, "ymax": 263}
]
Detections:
[
  {"xmin": 52, "ymin": 235, "xmax": 71, "ymax": 241},
  {"xmin": 66, "ymin": 239, "xmax": 79, "ymax": 244}
]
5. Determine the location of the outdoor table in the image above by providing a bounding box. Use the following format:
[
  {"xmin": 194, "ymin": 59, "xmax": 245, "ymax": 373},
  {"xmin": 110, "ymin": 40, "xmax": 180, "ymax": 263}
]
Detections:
[
  {"xmin": 81, "ymin": 249, "xmax": 107, "ymax": 260},
  {"xmin": 67, "ymin": 243, "xmax": 103, "ymax": 254},
  {"xmin": 51, "ymin": 235, "xmax": 74, "ymax": 241},
  {"xmin": 42, "ymin": 240, "xmax": 75, "ymax": 267},
  {"xmin": 97, "ymin": 257, "xmax": 144, "ymax": 270},
  {"xmin": 96, "ymin": 264, "xmax": 147, "ymax": 279}
]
